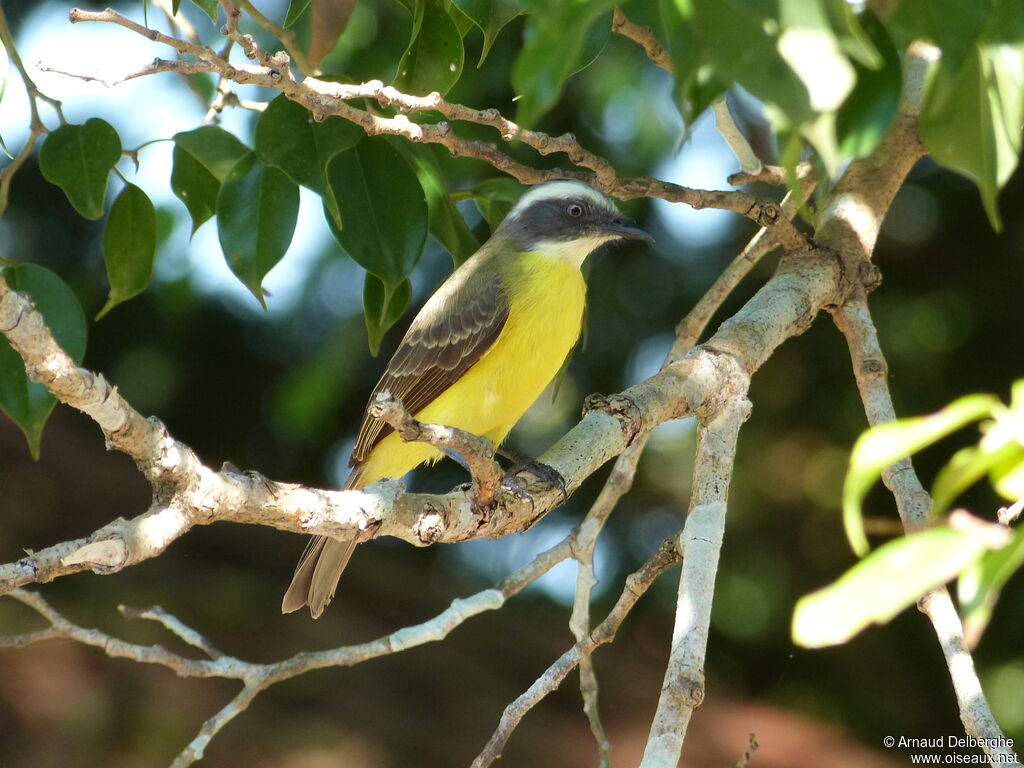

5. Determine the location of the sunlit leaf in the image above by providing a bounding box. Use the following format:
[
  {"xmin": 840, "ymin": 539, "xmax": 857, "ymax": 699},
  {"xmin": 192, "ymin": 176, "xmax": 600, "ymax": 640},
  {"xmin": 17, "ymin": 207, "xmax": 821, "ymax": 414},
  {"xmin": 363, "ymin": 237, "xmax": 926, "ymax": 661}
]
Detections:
[
  {"xmin": 777, "ymin": 0, "xmax": 856, "ymax": 113},
  {"xmin": 39, "ymin": 118, "xmax": 122, "ymax": 220},
  {"xmin": 0, "ymin": 265, "xmax": 87, "ymax": 459},
  {"xmin": 959, "ymin": 526, "xmax": 1024, "ymax": 648},
  {"xmin": 825, "ymin": 0, "xmax": 881, "ymax": 69},
  {"xmin": 394, "ymin": 0, "xmax": 465, "ymax": 96},
  {"xmin": 322, "ymin": 137, "xmax": 428, "ymax": 292},
  {"xmin": 919, "ymin": 1, "xmax": 1024, "ymax": 230},
  {"xmin": 793, "ymin": 525, "xmax": 997, "ymax": 648},
  {"xmin": 97, "ymin": 183, "xmax": 157, "ymax": 319},
  {"xmin": 835, "ymin": 11, "xmax": 901, "ymax": 160},
  {"xmin": 932, "ymin": 442, "xmax": 1018, "ymax": 517},
  {"xmin": 216, "ymin": 154, "xmax": 300, "ymax": 308},
  {"xmin": 843, "ymin": 394, "xmax": 999, "ymax": 555}
]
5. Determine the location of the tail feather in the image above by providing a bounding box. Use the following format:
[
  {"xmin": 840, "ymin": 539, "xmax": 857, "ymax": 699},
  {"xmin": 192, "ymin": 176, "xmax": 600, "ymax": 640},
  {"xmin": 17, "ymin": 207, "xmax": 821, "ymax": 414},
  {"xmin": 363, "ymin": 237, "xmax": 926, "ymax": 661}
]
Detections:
[{"xmin": 281, "ymin": 468, "xmax": 364, "ymax": 618}]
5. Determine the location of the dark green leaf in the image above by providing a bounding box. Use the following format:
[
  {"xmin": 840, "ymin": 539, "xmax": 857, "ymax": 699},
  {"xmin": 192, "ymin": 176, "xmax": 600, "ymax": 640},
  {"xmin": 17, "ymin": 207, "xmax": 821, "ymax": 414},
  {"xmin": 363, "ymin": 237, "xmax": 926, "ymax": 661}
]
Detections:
[
  {"xmin": 323, "ymin": 137, "xmax": 428, "ymax": 291},
  {"xmin": 97, "ymin": 183, "xmax": 157, "ymax": 319},
  {"xmin": 0, "ymin": 265, "xmax": 87, "ymax": 459},
  {"xmin": 572, "ymin": 10, "xmax": 612, "ymax": 77},
  {"xmin": 39, "ymin": 118, "xmax": 122, "ymax": 220},
  {"xmin": 391, "ymin": 141, "xmax": 479, "ymax": 266},
  {"xmin": 170, "ymin": 144, "xmax": 220, "ymax": 234},
  {"xmin": 889, "ymin": 0, "xmax": 993, "ymax": 73},
  {"xmin": 793, "ymin": 525, "xmax": 996, "ymax": 648},
  {"xmin": 285, "ymin": 0, "xmax": 312, "ymax": 26},
  {"xmin": 959, "ymin": 527, "xmax": 1024, "ymax": 648},
  {"xmin": 190, "ymin": 0, "xmax": 219, "ymax": 22},
  {"xmin": 452, "ymin": 0, "xmax": 525, "ymax": 65},
  {"xmin": 843, "ymin": 393, "xmax": 999, "ymax": 555},
  {"xmin": 256, "ymin": 95, "xmax": 324, "ymax": 192},
  {"xmin": 394, "ymin": 0, "xmax": 465, "ymax": 96},
  {"xmin": 691, "ymin": 0, "xmax": 811, "ymax": 123},
  {"xmin": 835, "ymin": 11, "xmax": 901, "ymax": 160},
  {"xmin": 172, "ymin": 126, "xmax": 249, "ymax": 183},
  {"xmin": 465, "ymin": 176, "xmax": 525, "ymax": 232},
  {"xmin": 216, "ymin": 154, "xmax": 300, "ymax": 307},
  {"xmin": 363, "ymin": 274, "xmax": 412, "ymax": 356},
  {"xmin": 256, "ymin": 94, "xmax": 363, "ymax": 195},
  {"xmin": 512, "ymin": 0, "xmax": 615, "ymax": 128}
]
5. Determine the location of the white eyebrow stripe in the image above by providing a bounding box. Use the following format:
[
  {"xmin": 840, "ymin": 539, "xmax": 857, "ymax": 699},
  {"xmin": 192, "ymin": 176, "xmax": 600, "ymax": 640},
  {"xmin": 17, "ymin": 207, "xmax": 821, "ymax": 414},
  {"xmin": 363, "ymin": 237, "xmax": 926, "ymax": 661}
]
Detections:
[{"xmin": 506, "ymin": 180, "xmax": 618, "ymax": 219}]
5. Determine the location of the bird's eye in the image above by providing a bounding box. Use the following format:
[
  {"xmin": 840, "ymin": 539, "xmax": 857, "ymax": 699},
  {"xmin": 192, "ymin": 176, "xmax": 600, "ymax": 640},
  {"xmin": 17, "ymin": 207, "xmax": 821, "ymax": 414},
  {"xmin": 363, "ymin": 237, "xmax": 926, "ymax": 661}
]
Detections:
[{"xmin": 566, "ymin": 203, "xmax": 584, "ymax": 218}]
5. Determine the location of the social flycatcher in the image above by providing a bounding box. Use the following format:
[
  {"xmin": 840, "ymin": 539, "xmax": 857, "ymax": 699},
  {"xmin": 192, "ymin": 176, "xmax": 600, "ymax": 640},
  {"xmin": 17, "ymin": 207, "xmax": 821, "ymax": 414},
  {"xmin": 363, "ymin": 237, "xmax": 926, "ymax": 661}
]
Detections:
[{"xmin": 282, "ymin": 178, "xmax": 650, "ymax": 618}]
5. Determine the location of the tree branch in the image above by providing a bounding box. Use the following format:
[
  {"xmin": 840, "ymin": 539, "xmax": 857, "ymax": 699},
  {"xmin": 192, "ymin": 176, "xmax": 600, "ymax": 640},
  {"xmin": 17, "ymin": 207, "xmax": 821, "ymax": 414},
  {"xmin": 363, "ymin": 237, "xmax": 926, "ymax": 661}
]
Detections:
[
  {"xmin": 639, "ymin": 395, "xmax": 750, "ymax": 767},
  {"xmin": 61, "ymin": 6, "xmax": 808, "ymax": 250}
]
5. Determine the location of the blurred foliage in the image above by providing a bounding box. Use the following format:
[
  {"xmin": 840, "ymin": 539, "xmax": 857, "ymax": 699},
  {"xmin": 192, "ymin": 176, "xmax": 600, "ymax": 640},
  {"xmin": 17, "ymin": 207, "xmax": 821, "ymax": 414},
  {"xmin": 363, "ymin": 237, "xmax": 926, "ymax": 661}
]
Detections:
[{"xmin": 0, "ymin": 0, "xmax": 1023, "ymax": 766}]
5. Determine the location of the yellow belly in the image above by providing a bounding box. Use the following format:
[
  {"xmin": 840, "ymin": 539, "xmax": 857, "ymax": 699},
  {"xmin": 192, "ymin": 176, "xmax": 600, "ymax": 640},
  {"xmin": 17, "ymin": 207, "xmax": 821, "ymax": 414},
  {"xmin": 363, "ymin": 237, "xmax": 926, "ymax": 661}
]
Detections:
[{"xmin": 356, "ymin": 253, "xmax": 586, "ymax": 486}]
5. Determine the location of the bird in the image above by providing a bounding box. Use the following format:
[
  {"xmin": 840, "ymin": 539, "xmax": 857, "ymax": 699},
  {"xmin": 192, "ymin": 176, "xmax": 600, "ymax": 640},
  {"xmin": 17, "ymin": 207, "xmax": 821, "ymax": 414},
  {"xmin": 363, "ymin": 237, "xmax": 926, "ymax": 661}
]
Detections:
[{"xmin": 282, "ymin": 178, "xmax": 651, "ymax": 618}]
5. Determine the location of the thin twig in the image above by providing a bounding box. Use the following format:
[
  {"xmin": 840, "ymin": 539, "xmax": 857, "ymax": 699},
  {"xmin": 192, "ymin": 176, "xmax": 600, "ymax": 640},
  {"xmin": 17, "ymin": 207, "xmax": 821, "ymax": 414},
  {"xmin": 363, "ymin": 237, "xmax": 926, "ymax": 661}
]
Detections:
[
  {"xmin": 471, "ymin": 536, "xmax": 684, "ymax": 768},
  {"xmin": 713, "ymin": 97, "xmax": 763, "ymax": 176},
  {"xmin": 611, "ymin": 8, "xmax": 672, "ymax": 73},
  {"xmin": 238, "ymin": 0, "xmax": 315, "ymax": 76},
  {"xmin": 62, "ymin": 7, "xmax": 807, "ymax": 249}
]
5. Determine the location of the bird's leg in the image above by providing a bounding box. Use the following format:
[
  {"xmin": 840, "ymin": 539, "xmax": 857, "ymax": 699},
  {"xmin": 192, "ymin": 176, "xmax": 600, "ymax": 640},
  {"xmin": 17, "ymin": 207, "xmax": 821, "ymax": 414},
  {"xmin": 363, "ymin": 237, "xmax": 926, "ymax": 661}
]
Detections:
[{"xmin": 496, "ymin": 446, "xmax": 569, "ymax": 505}]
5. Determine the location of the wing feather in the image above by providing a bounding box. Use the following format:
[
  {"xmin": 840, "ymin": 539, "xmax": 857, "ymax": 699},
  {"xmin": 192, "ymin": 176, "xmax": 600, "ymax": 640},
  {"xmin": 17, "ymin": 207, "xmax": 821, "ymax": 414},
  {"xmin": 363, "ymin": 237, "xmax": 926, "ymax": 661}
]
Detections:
[{"xmin": 350, "ymin": 268, "xmax": 508, "ymax": 465}]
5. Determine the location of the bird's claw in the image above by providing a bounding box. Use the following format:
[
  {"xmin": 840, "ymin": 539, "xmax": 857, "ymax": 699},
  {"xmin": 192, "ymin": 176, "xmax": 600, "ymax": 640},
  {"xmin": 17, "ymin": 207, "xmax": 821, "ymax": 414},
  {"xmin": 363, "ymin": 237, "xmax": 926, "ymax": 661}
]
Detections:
[{"xmin": 504, "ymin": 459, "xmax": 568, "ymax": 506}]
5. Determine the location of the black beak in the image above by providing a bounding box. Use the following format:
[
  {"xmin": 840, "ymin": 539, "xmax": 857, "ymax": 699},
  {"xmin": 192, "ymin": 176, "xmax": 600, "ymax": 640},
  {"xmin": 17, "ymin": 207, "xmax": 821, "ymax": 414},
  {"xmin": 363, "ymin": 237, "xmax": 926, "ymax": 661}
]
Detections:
[{"xmin": 601, "ymin": 218, "xmax": 653, "ymax": 242}]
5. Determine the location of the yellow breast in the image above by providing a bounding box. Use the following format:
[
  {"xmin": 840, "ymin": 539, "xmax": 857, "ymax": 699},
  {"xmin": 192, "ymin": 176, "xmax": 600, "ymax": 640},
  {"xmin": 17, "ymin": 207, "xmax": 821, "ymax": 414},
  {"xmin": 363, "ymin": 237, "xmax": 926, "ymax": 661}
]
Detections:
[{"xmin": 357, "ymin": 252, "xmax": 586, "ymax": 485}]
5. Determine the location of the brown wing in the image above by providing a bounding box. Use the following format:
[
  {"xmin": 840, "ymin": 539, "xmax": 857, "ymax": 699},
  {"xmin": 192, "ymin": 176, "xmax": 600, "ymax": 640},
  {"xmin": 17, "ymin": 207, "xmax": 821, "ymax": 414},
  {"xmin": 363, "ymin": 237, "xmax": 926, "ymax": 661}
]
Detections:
[{"xmin": 350, "ymin": 268, "xmax": 509, "ymax": 465}]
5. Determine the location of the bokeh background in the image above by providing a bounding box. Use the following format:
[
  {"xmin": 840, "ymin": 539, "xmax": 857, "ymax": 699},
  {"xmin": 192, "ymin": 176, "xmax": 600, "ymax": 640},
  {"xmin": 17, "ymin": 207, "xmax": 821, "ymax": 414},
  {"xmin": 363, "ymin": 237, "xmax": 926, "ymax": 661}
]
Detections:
[{"xmin": 1, "ymin": 2, "xmax": 1022, "ymax": 766}]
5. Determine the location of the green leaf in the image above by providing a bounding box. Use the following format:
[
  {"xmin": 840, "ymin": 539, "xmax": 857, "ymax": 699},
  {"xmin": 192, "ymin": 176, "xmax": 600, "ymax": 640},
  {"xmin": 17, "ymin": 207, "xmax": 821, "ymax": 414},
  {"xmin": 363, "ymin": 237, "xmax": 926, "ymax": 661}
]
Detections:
[
  {"xmin": 452, "ymin": 0, "xmax": 525, "ymax": 65},
  {"xmin": 323, "ymin": 137, "xmax": 428, "ymax": 291},
  {"xmin": 97, "ymin": 183, "xmax": 157, "ymax": 319},
  {"xmin": 777, "ymin": 0, "xmax": 856, "ymax": 113},
  {"xmin": 991, "ymin": 442, "xmax": 1024, "ymax": 502},
  {"xmin": 391, "ymin": 141, "xmax": 479, "ymax": 266},
  {"xmin": 919, "ymin": 2, "xmax": 1024, "ymax": 230},
  {"xmin": 256, "ymin": 95, "xmax": 324, "ymax": 192},
  {"xmin": 363, "ymin": 274, "xmax": 412, "ymax": 356},
  {"xmin": 825, "ymin": 0, "xmax": 881, "ymax": 69},
  {"xmin": 889, "ymin": 0, "xmax": 993, "ymax": 74},
  {"xmin": 189, "ymin": 0, "xmax": 219, "ymax": 22},
  {"xmin": 959, "ymin": 526, "xmax": 1024, "ymax": 648},
  {"xmin": 931, "ymin": 442, "xmax": 1016, "ymax": 517},
  {"xmin": 691, "ymin": 0, "xmax": 813, "ymax": 129},
  {"xmin": 835, "ymin": 11, "xmax": 901, "ymax": 161},
  {"xmin": 285, "ymin": 0, "xmax": 312, "ymax": 26},
  {"xmin": 216, "ymin": 154, "xmax": 300, "ymax": 307},
  {"xmin": 793, "ymin": 526, "xmax": 996, "ymax": 648},
  {"xmin": 0, "ymin": 33, "xmax": 8, "ymax": 104},
  {"xmin": 394, "ymin": 0, "xmax": 465, "ymax": 96},
  {"xmin": 256, "ymin": 94, "xmax": 363, "ymax": 194},
  {"xmin": 308, "ymin": 0, "xmax": 357, "ymax": 71},
  {"xmin": 512, "ymin": 0, "xmax": 615, "ymax": 128},
  {"xmin": 172, "ymin": 126, "xmax": 249, "ymax": 183},
  {"xmin": 464, "ymin": 176, "xmax": 524, "ymax": 233},
  {"xmin": 170, "ymin": 144, "xmax": 220, "ymax": 234},
  {"xmin": 39, "ymin": 118, "xmax": 122, "ymax": 220},
  {"xmin": 843, "ymin": 394, "xmax": 999, "ymax": 556},
  {"xmin": 0, "ymin": 265, "xmax": 87, "ymax": 459}
]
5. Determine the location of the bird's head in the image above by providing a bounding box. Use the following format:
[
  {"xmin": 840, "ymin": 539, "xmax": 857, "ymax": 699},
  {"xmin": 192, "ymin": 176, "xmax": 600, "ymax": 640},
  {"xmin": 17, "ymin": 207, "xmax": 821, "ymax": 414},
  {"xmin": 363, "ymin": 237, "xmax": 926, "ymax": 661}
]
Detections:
[{"xmin": 498, "ymin": 179, "xmax": 651, "ymax": 267}]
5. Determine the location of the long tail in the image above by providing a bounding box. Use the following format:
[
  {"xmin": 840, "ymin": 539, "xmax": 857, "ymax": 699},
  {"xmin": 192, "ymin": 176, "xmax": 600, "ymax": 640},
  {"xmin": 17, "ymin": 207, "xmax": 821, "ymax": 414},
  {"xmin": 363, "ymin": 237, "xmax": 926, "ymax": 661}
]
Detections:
[{"xmin": 281, "ymin": 468, "xmax": 363, "ymax": 618}]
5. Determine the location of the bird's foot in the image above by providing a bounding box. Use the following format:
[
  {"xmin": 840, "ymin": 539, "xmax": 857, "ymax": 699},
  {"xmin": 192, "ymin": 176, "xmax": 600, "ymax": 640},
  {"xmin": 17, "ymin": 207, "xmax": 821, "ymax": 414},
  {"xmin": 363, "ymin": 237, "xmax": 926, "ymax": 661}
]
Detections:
[{"xmin": 503, "ymin": 459, "xmax": 568, "ymax": 506}]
